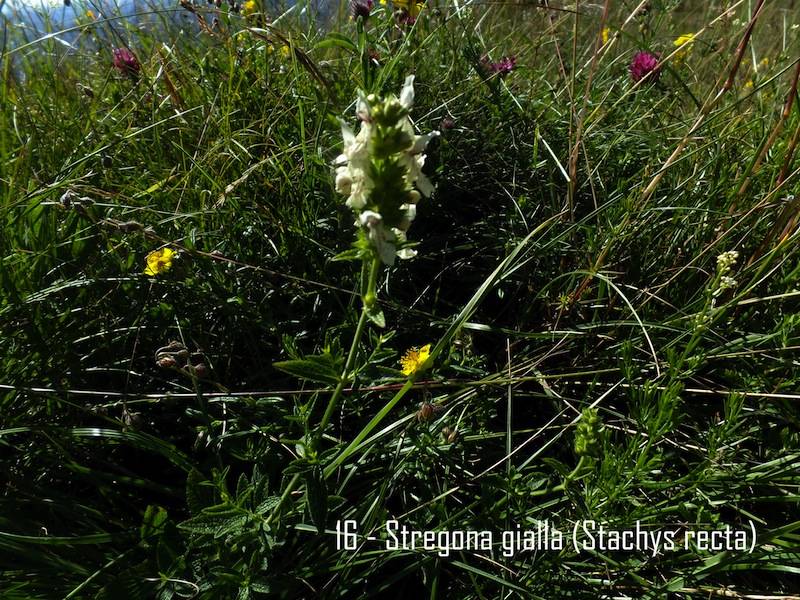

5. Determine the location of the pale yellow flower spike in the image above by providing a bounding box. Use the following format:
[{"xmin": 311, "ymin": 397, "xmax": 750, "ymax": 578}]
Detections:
[
  {"xmin": 144, "ymin": 248, "xmax": 176, "ymax": 276},
  {"xmin": 400, "ymin": 344, "xmax": 432, "ymax": 376}
]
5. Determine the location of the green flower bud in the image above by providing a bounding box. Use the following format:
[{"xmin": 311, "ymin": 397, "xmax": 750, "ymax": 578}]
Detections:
[{"xmin": 574, "ymin": 408, "xmax": 603, "ymax": 459}]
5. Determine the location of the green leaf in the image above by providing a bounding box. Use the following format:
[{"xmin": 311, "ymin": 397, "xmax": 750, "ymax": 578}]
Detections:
[
  {"xmin": 273, "ymin": 352, "xmax": 342, "ymax": 385},
  {"xmin": 314, "ymin": 33, "xmax": 358, "ymax": 54},
  {"xmin": 331, "ymin": 248, "xmax": 362, "ymax": 262},
  {"xmin": 186, "ymin": 468, "xmax": 218, "ymax": 515},
  {"xmin": 305, "ymin": 466, "xmax": 328, "ymax": 534},
  {"xmin": 140, "ymin": 505, "xmax": 168, "ymax": 542},
  {"xmin": 249, "ymin": 581, "xmax": 271, "ymax": 593},
  {"xmin": 235, "ymin": 472, "xmax": 251, "ymax": 505},
  {"xmin": 255, "ymin": 496, "xmax": 281, "ymax": 515},
  {"xmin": 236, "ymin": 586, "xmax": 251, "ymax": 600},
  {"xmin": 178, "ymin": 506, "xmax": 248, "ymax": 538},
  {"xmin": 365, "ymin": 304, "xmax": 385, "ymax": 328}
]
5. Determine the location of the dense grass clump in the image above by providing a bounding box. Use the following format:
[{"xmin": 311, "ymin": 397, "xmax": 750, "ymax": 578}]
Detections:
[{"xmin": 2, "ymin": 0, "xmax": 800, "ymax": 598}]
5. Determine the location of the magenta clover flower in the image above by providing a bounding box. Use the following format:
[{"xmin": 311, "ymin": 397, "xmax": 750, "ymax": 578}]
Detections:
[
  {"xmin": 629, "ymin": 51, "xmax": 661, "ymax": 83},
  {"xmin": 350, "ymin": 0, "xmax": 374, "ymax": 19},
  {"xmin": 480, "ymin": 55, "xmax": 517, "ymax": 77},
  {"xmin": 112, "ymin": 47, "xmax": 140, "ymax": 77}
]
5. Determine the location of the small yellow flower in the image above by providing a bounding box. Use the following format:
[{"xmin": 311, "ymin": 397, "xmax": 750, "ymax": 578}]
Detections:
[
  {"xmin": 744, "ymin": 79, "xmax": 754, "ymax": 89},
  {"xmin": 673, "ymin": 33, "xmax": 695, "ymax": 64},
  {"xmin": 267, "ymin": 44, "xmax": 291, "ymax": 58},
  {"xmin": 242, "ymin": 0, "xmax": 257, "ymax": 16},
  {"xmin": 760, "ymin": 57, "xmax": 770, "ymax": 67},
  {"xmin": 144, "ymin": 248, "xmax": 176, "ymax": 276},
  {"xmin": 400, "ymin": 343, "xmax": 431, "ymax": 376},
  {"xmin": 381, "ymin": 0, "xmax": 424, "ymax": 19},
  {"xmin": 601, "ymin": 27, "xmax": 610, "ymax": 45}
]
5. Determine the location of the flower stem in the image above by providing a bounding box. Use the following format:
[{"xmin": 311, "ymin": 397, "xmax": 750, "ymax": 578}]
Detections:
[
  {"xmin": 272, "ymin": 256, "xmax": 380, "ymax": 525},
  {"xmin": 315, "ymin": 255, "xmax": 380, "ymax": 447},
  {"xmin": 265, "ymin": 472, "xmax": 300, "ymax": 526}
]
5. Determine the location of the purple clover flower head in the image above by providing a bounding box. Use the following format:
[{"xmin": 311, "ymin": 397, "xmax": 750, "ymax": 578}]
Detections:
[
  {"xmin": 349, "ymin": 0, "xmax": 373, "ymax": 20},
  {"xmin": 480, "ymin": 55, "xmax": 517, "ymax": 77},
  {"xmin": 494, "ymin": 55, "xmax": 517, "ymax": 76},
  {"xmin": 112, "ymin": 47, "xmax": 140, "ymax": 77},
  {"xmin": 629, "ymin": 51, "xmax": 661, "ymax": 83}
]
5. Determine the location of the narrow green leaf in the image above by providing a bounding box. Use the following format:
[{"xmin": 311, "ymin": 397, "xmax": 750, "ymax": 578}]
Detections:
[
  {"xmin": 305, "ymin": 466, "xmax": 328, "ymax": 534},
  {"xmin": 273, "ymin": 352, "xmax": 341, "ymax": 385}
]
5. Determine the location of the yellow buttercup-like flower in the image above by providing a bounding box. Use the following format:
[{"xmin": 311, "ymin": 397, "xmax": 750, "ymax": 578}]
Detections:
[
  {"xmin": 144, "ymin": 248, "xmax": 176, "ymax": 276},
  {"xmin": 242, "ymin": 0, "xmax": 257, "ymax": 15},
  {"xmin": 601, "ymin": 27, "xmax": 610, "ymax": 45},
  {"xmin": 673, "ymin": 33, "xmax": 695, "ymax": 64},
  {"xmin": 400, "ymin": 344, "xmax": 431, "ymax": 376}
]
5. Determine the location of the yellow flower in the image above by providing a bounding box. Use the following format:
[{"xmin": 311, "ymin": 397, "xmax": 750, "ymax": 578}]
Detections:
[
  {"xmin": 673, "ymin": 33, "xmax": 695, "ymax": 64},
  {"xmin": 400, "ymin": 343, "xmax": 431, "ymax": 376},
  {"xmin": 601, "ymin": 27, "xmax": 609, "ymax": 45},
  {"xmin": 760, "ymin": 57, "xmax": 770, "ymax": 67},
  {"xmin": 242, "ymin": 0, "xmax": 257, "ymax": 15},
  {"xmin": 268, "ymin": 44, "xmax": 291, "ymax": 58},
  {"xmin": 744, "ymin": 79, "xmax": 753, "ymax": 89},
  {"xmin": 380, "ymin": 0, "xmax": 424, "ymax": 19},
  {"xmin": 144, "ymin": 248, "xmax": 176, "ymax": 276}
]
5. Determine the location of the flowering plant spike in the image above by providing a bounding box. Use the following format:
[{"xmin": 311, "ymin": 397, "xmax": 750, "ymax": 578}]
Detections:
[{"xmin": 334, "ymin": 76, "xmax": 439, "ymax": 266}]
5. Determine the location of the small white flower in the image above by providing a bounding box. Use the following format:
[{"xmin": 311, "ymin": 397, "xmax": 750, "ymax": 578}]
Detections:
[
  {"xmin": 359, "ymin": 210, "xmax": 382, "ymax": 228},
  {"xmin": 341, "ymin": 122, "xmax": 355, "ymax": 147},
  {"xmin": 392, "ymin": 228, "xmax": 417, "ymax": 260},
  {"xmin": 415, "ymin": 171, "xmax": 435, "ymax": 198},
  {"xmin": 397, "ymin": 203, "xmax": 417, "ymax": 231},
  {"xmin": 359, "ymin": 211, "xmax": 397, "ymax": 265},
  {"xmin": 400, "ymin": 152, "xmax": 435, "ymax": 198},
  {"xmin": 399, "ymin": 75, "xmax": 415, "ymax": 109},
  {"xmin": 335, "ymin": 169, "xmax": 352, "ymax": 195},
  {"xmin": 335, "ymin": 119, "xmax": 375, "ymax": 209},
  {"xmin": 412, "ymin": 131, "xmax": 440, "ymax": 154},
  {"xmin": 345, "ymin": 172, "xmax": 371, "ymax": 209}
]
